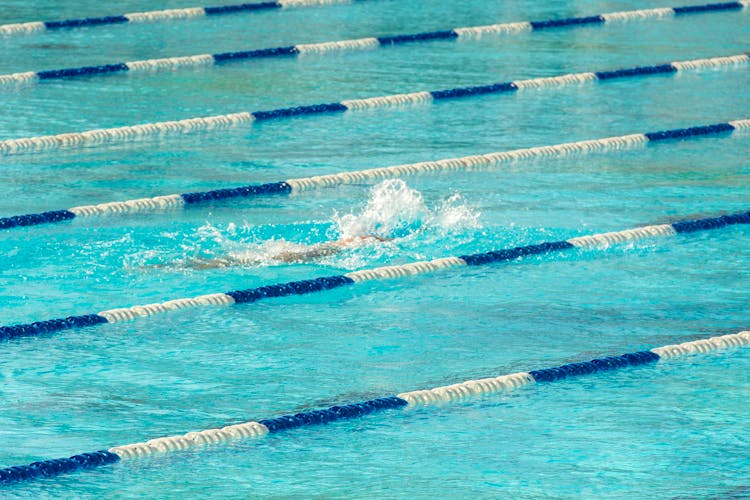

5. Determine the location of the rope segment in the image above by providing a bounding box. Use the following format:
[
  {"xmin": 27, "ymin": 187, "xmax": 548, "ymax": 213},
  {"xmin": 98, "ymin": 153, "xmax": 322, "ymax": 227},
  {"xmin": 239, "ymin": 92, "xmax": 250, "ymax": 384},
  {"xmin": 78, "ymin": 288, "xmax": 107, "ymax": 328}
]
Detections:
[
  {"xmin": 1, "ymin": 2, "xmax": 746, "ymax": 87},
  {"xmin": 2, "ymin": 330, "xmax": 748, "ymax": 484},
  {"xmin": 0, "ymin": 1, "xmax": 361, "ymax": 37},
  {"xmin": 2, "ymin": 118, "xmax": 748, "ymax": 231}
]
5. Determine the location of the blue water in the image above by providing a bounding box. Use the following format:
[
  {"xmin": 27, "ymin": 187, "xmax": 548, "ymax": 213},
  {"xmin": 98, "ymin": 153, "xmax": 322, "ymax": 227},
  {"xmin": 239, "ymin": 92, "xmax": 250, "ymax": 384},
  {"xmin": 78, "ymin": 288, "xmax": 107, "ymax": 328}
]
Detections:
[{"xmin": 1, "ymin": 0, "xmax": 749, "ymax": 496}]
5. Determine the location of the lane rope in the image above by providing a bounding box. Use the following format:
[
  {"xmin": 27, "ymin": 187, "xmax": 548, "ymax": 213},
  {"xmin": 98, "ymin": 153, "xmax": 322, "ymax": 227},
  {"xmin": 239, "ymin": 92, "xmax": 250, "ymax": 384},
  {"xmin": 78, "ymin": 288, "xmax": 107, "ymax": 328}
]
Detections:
[
  {"xmin": 2, "ymin": 118, "xmax": 748, "ymax": 231},
  {"xmin": 0, "ymin": 2, "xmax": 746, "ymax": 87},
  {"xmin": 1, "ymin": 329, "xmax": 747, "ymax": 484},
  {"xmin": 0, "ymin": 1, "xmax": 363, "ymax": 37},
  {"xmin": 1, "ymin": 209, "xmax": 749, "ymax": 342},
  {"xmin": 1, "ymin": 52, "xmax": 747, "ymax": 157}
]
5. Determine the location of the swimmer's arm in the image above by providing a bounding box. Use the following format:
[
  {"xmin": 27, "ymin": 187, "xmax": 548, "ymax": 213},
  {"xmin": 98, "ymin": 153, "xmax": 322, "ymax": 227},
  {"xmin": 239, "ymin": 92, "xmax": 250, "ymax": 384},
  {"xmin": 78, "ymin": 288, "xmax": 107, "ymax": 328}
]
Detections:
[
  {"xmin": 187, "ymin": 257, "xmax": 233, "ymax": 269},
  {"xmin": 187, "ymin": 254, "xmax": 263, "ymax": 269},
  {"xmin": 367, "ymin": 235, "xmax": 392, "ymax": 242},
  {"xmin": 274, "ymin": 243, "xmax": 343, "ymax": 263}
]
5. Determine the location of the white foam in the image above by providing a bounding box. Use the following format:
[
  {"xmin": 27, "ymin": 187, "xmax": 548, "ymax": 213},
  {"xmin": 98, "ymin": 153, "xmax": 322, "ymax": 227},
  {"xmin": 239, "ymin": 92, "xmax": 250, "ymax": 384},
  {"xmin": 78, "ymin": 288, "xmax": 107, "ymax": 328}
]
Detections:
[
  {"xmin": 429, "ymin": 192, "xmax": 482, "ymax": 232},
  {"xmin": 182, "ymin": 180, "xmax": 479, "ymax": 270},
  {"xmin": 333, "ymin": 179, "xmax": 430, "ymax": 240}
]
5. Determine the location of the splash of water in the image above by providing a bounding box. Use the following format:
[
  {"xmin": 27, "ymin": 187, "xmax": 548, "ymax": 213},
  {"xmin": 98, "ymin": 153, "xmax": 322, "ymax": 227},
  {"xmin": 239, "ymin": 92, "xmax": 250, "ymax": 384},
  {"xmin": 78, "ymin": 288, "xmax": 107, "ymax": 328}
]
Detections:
[
  {"xmin": 333, "ymin": 179, "xmax": 430, "ymax": 240},
  {"xmin": 430, "ymin": 192, "xmax": 482, "ymax": 233},
  {"xmin": 332, "ymin": 179, "xmax": 480, "ymax": 240},
  {"xmin": 142, "ymin": 179, "xmax": 481, "ymax": 270}
]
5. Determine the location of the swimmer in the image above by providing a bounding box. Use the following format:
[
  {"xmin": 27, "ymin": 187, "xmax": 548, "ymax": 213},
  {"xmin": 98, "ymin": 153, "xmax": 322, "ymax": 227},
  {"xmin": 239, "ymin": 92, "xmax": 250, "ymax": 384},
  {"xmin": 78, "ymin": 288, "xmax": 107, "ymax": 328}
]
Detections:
[
  {"xmin": 149, "ymin": 179, "xmax": 477, "ymax": 272},
  {"xmin": 187, "ymin": 234, "xmax": 392, "ymax": 269}
]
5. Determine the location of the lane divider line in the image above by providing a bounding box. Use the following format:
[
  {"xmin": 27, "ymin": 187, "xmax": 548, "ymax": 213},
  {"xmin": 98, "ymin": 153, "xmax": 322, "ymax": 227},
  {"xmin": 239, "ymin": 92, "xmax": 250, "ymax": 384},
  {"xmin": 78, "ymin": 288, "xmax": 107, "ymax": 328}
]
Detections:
[
  {"xmin": 2, "ymin": 117, "xmax": 749, "ymax": 230},
  {"xmin": 1, "ymin": 52, "xmax": 747, "ymax": 157},
  {"xmin": 1, "ymin": 330, "xmax": 747, "ymax": 484},
  {"xmin": 0, "ymin": 1, "xmax": 364, "ymax": 37},
  {"xmin": 1, "ymin": 2, "xmax": 746, "ymax": 87},
  {"xmin": 1, "ymin": 209, "xmax": 748, "ymax": 342}
]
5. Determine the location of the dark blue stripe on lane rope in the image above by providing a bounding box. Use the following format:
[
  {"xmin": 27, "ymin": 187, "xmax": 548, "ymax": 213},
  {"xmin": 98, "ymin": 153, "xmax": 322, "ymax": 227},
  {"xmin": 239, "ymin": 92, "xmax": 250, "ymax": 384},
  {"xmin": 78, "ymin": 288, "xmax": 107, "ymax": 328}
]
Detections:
[
  {"xmin": 430, "ymin": 82, "xmax": 518, "ymax": 100},
  {"xmin": 0, "ymin": 451, "xmax": 119, "ymax": 485},
  {"xmin": 36, "ymin": 64, "xmax": 129, "ymax": 80},
  {"xmin": 673, "ymin": 2, "xmax": 744, "ymax": 14},
  {"xmin": 44, "ymin": 16, "xmax": 129, "ymax": 29},
  {"xmin": 226, "ymin": 275, "xmax": 355, "ymax": 304},
  {"xmin": 595, "ymin": 64, "xmax": 677, "ymax": 80},
  {"xmin": 645, "ymin": 123, "xmax": 736, "ymax": 141},
  {"xmin": 204, "ymin": 2, "xmax": 280, "ymax": 15},
  {"xmin": 531, "ymin": 15, "xmax": 605, "ymax": 29},
  {"xmin": 460, "ymin": 241, "xmax": 575, "ymax": 266},
  {"xmin": 0, "ymin": 210, "xmax": 76, "ymax": 230},
  {"xmin": 377, "ymin": 30, "xmax": 458, "ymax": 45},
  {"xmin": 180, "ymin": 181, "xmax": 291, "ymax": 204},
  {"xmin": 530, "ymin": 351, "xmax": 661, "ymax": 382},
  {"xmin": 672, "ymin": 210, "xmax": 750, "ymax": 233},
  {"xmin": 0, "ymin": 315, "xmax": 109, "ymax": 342},
  {"xmin": 212, "ymin": 46, "xmax": 298, "ymax": 62},
  {"xmin": 260, "ymin": 396, "xmax": 408, "ymax": 432},
  {"xmin": 252, "ymin": 103, "xmax": 348, "ymax": 121}
]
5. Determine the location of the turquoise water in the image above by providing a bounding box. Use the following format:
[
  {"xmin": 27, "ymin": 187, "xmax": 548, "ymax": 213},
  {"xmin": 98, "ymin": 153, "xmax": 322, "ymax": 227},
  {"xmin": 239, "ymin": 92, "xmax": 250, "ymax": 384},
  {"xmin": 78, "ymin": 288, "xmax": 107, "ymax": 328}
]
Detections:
[{"xmin": 1, "ymin": 0, "xmax": 749, "ymax": 496}]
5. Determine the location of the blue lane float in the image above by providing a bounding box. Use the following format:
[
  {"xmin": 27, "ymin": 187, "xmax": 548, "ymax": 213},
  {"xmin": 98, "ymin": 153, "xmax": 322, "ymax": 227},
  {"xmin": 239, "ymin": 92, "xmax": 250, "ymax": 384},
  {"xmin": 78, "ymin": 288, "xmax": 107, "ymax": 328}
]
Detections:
[
  {"xmin": 2, "ymin": 209, "xmax": 749, "ymax": 342},
  {"xmin": 2, "ymin": 117, "xmax": 749, "ymax": 230},
  {"xmin": 0, "ymin": 1, "xmax": 368, "ymax": 37},
  {"xmin": 1, "ymin": 2, "xmax": 747, "ymax": 86},
  {"xmin": 1, "ymin": 330, "xmax": 748, "ymax": 485},
  {"xmin": 1, "ymin": 52, "xmax": 747, "ymax": 159}
]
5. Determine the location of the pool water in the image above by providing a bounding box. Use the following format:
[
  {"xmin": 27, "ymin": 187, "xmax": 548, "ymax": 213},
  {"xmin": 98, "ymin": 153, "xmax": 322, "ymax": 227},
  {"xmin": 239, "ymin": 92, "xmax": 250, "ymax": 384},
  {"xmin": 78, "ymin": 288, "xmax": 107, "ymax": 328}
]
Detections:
[{"xmin": 0, "ymin": 0, "xmax": 749, "ymax": 496}]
